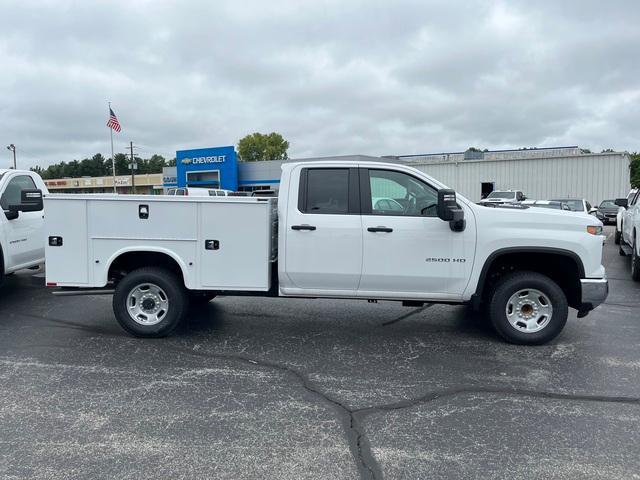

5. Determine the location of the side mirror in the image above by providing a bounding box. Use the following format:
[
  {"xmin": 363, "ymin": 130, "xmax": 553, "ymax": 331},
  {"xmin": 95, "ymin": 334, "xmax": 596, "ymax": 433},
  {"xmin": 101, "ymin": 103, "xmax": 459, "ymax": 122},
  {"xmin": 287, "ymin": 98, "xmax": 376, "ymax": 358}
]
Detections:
[
  {"xmin": 614, "ymin": 198, "xmax": 628, "ymax": 208},
  {"xmin": 8, "ymin": 189, "xmax": 44, "ymax": 214},
  {"xmin": 589, "ymin": 207, "xmax": 598, "ymax": 214},
  {"xmin": 437, "ymin": 189, "xmax": 465, "ymax": 232}
]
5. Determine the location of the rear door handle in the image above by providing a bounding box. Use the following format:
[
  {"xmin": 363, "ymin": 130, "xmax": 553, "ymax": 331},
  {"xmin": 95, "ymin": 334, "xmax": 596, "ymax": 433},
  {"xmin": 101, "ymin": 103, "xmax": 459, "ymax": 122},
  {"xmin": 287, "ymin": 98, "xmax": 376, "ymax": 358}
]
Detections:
[
  {"xmin": 291, "ymin": 224, "xmax": 317, "ymax": 231},
  {"xmin": 367, "ymin": 226, "xmax": 393, "ymax": 233}
]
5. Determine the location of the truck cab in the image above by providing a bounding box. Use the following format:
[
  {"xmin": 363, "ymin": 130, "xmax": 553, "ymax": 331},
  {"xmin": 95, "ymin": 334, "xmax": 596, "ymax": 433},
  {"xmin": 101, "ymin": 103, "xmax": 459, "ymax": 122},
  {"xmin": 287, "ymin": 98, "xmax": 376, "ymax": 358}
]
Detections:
[
  {"xmin": 278, "ymin": 162, "xmax": 476, "ymax": 300},
  {"xmin": 0, "ymin": 170, "xmax": 47, "ymax": 284}
]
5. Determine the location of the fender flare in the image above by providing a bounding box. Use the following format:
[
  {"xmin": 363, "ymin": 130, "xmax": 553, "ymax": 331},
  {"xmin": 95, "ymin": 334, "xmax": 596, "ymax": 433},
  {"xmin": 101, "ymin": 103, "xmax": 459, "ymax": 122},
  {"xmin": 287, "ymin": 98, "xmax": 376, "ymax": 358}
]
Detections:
[
  {"xmin": 473, "ymin": 246, "xmax": 586, "ymax": 300},
  {"xmin": 103, "ymin": 246, "xmax": 192, "ymax": 288}
]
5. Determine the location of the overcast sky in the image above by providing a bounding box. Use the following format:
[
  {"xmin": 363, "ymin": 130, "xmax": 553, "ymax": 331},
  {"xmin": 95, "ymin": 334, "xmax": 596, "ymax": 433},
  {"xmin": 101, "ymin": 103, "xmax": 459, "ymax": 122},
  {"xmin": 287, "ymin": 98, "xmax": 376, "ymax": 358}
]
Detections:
[{"xmin": 1, "ymin": 0, "xmax": 638, "ymax": 170}]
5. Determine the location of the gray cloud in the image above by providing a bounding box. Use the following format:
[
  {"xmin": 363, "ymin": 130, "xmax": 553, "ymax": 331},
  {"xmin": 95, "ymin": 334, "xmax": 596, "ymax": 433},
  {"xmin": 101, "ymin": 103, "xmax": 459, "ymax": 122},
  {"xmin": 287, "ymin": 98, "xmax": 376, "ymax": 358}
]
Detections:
[{"xmin": 1, "ymin": 0, "xmax": 638, "ymax": 170}]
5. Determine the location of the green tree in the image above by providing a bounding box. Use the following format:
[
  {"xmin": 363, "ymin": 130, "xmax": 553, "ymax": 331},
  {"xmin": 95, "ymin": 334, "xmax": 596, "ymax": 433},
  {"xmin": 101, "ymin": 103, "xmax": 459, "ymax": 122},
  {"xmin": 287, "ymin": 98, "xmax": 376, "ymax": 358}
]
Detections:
[
  {"xmin": 111, "ymin": 153, "xmax": 129, "ymax": 176},
  {"xmin": 144, "ymin": 154, "xmax": 167, "ymax": 174},
  {"xmin": 238, "ymin": 132, "xmax": 289, "ymax": 162},
  {"xmin": 630, "ymin": 152, "xmax": 640, "ymax": 189}
]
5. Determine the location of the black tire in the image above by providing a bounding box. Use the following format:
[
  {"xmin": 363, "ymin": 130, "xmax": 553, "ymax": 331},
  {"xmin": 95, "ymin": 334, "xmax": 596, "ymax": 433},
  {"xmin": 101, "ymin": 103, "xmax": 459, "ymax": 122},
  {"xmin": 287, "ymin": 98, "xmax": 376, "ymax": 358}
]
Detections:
[
  {"xmin": 614, "ymin": 228, "xmax": 621, "ymax": 245},
  {"xmin": 632, "ymin": 237, "xmax": 640, "ymax": 282},
  {"xmin": 113, "ymin": 267, "xmax": 188, "ymax": 337},
  {"xmin": 488, "ymin": 271, "xmax": 568, "ymax": 345},
  {"xmin": 619, "ymin": 243, "xmax": 627, "ymax": 256}
]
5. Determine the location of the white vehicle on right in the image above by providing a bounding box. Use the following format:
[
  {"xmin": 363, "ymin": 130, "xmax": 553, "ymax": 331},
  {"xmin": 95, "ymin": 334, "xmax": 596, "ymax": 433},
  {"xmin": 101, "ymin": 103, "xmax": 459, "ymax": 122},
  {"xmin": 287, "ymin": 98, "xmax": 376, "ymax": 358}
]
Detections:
[
  {"xmin": 618, "ymin": 189, "xmax": 640, "ymax": 280},
  {"xmin": 616, "ymin": 189, "xmax": 637, "ymax": 245}
]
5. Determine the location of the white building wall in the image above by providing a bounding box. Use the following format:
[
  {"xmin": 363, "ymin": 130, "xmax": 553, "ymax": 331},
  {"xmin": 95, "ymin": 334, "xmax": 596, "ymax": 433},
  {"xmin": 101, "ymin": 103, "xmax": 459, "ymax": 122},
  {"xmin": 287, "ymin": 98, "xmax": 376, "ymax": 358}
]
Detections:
[{"xmin": 410, "ymin": 153, "xmax": 630, "ymax": 205}]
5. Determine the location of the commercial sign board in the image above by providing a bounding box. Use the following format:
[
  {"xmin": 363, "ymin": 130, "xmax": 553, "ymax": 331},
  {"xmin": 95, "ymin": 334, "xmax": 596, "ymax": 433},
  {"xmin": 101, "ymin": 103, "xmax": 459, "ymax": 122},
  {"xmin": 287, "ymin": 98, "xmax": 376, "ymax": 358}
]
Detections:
[{"xmin": 176, "ymin": 146, "xmax": 238, "ymax": 191}]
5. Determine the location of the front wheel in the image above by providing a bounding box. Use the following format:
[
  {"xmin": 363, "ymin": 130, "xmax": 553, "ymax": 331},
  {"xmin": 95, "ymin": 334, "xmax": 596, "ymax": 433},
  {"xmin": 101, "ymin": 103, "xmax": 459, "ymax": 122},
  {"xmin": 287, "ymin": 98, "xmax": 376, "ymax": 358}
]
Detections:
[
  {"xmin": 113, "ymin": 267, "xmax": 188, "ymax": 337},
  {"xmin": 614, "ymin": 227, "xmax": 621, "ymax": 245},
  {"xmin": 488, "ymin": 271, "xmax": 568, "ymax": 345}
]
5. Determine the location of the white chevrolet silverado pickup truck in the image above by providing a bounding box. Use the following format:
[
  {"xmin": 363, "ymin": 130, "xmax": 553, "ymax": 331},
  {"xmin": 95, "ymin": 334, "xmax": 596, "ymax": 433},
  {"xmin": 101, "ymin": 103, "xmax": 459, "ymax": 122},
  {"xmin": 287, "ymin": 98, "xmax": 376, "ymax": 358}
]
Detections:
[
  {"xmin": 44, "ymin": 160, "xmax": 608, "ymax": 344},
  {"xmin": 0, "ymin": 169, "xmax": 47, "ymax": 286},
  {"xmin": 617, "ymin": 190, "xmax": 640, "ymax": 280}
]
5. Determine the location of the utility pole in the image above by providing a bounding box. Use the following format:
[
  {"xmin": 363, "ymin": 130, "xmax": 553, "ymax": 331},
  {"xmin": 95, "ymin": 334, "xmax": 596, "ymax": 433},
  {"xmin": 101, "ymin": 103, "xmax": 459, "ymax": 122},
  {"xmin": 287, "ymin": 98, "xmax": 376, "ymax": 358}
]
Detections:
[
  {"xmin": 6, "ymin": 144, "xmax": 16, "ymax": 169},
  {"xmin": 129, "ymin": 141, "xmax": 136, "ymax": 193}
]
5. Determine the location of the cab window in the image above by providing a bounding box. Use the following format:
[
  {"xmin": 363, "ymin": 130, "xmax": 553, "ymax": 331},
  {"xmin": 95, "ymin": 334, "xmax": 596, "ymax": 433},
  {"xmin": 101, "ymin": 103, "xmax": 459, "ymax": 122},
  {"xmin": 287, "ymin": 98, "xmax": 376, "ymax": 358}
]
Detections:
[
  {"xmin": 367, "ymin": 169, "xmax": 438, "ymax": 216},
  {"xmin": 299, "ymin": 168, "xmax": 356, "ymax": 214},
  {"xmin": 1, "ymin": 175, "xmax": 37, "ymax": 210}
]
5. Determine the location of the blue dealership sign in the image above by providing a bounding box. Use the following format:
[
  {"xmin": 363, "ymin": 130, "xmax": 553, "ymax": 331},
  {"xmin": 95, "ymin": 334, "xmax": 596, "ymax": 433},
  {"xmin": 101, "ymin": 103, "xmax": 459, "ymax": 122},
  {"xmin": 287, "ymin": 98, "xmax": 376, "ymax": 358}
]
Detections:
[{"xmin": 176, "ymin": 145, "xmax": 238, "ymax": 191}]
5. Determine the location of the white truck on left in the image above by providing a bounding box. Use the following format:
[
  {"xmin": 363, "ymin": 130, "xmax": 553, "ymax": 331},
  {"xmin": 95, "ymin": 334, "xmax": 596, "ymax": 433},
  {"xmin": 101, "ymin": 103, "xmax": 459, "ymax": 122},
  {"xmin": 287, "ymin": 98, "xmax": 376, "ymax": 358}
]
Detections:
[{"xmin": 0, "ymin": 169, "xmax": 48, "ymax": 285}]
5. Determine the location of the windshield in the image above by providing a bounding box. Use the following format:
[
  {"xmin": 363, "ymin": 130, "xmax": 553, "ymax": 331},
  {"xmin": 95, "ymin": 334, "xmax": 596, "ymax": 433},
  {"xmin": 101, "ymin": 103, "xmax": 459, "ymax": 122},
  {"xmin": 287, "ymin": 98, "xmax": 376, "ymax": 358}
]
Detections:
[
  {"xmin": 599, "ymin": 200, "xmax": 617, "ymax": 208},
  {"xmin": 551, "ymin": 199, "xmax": 583, "ymax": 211},
  {"xmin": 487, "ymin": 191, "xmax": 515, "ymax": 199}
]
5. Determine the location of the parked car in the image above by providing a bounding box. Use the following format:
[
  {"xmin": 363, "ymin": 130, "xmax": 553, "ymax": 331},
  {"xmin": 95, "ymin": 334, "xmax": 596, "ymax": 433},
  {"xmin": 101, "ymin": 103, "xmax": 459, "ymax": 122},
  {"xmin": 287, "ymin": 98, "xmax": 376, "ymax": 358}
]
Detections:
[
  {"xmin": 372, "ymin": 197, "xmax": 405, "ymax": 213},
  {"xmin": 45, "ymin": 160, "xmax": 608, "ymax": 345},
  {"xmin": 617, "ymin": 190, "xmax": 640, "ymax": 280},
  {"xmin": 479, "ymin": 190, "xmax": 526, "ymax": 205},
  {"xmin": 522, "ymin": 200, "xmax": 571, "ymax": 210},
  {"xmin": 167, "ymin": 187, "xmax": 234, "ymax": 197},
  {"xmin": 550, "ymin": 198, "xmax": 592, "ymax": 215},
  {"xmin": 0, "ymin": 169, "xmax": 48, "ymax": 286},
  {"xmin": 615, "ymin": 189, "xmax": 637, "ymax": 244},
  {"xmin": 593, "ymin": 200, "xmax": 620, "ymax": 225}
]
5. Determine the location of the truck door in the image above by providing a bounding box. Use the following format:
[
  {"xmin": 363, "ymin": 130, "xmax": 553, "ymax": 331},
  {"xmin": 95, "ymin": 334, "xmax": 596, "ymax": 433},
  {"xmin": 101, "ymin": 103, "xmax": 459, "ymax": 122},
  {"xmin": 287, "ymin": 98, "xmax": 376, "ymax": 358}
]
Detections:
[
  {"xmin": 358, "ymin": 167, "xmax": 474, "ymax": 299},
  {"xmin": 1, "ymin": 174, "xmax": 45, "ymax": 268},
  {"xmin": 283, "ymin": 167, "xmax": 362, "ymax": 293}
]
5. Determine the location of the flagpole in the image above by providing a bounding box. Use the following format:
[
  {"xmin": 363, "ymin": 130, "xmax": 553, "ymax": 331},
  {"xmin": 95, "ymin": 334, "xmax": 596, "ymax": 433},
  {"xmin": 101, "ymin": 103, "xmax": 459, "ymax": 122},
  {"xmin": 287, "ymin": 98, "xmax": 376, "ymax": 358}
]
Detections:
[{"xmin": 109, "ymin": 102, "xmax": 116, "ymax": 193}]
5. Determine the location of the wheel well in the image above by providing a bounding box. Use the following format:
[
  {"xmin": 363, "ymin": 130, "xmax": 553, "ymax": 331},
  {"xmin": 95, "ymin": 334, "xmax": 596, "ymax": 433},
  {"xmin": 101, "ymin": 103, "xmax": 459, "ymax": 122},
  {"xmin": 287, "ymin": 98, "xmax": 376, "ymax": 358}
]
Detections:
[
  {"xmin": 108, "ymin": 251, "xmax": 185, "ymax": 285},
  {"xmin": 477, "ymin": 250, "xmax": 583, "ymax": 309}
]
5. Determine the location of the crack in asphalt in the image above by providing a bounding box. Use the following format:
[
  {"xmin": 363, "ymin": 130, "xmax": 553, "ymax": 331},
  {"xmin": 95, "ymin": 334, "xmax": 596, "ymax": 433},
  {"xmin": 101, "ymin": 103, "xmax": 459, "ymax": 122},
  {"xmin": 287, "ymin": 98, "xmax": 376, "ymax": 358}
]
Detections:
[
  {"xmin": 163, "ymin": 345, "xmax": 640, "ymax": 480},
  {"xmin": 7, "ymin": 308, "xmax": 640, "ymax": 479},
  {"xmin": 162, "ymin": 345, "xmax": 383, "ymax": 480}
]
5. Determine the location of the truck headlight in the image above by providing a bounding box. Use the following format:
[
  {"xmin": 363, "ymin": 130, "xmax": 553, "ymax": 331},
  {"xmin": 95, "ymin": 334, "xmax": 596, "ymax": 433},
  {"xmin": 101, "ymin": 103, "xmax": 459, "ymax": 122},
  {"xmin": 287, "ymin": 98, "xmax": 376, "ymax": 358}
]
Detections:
[{"xmin": 587, "ymin": 226, "xmax": 603, "ymax": 235}]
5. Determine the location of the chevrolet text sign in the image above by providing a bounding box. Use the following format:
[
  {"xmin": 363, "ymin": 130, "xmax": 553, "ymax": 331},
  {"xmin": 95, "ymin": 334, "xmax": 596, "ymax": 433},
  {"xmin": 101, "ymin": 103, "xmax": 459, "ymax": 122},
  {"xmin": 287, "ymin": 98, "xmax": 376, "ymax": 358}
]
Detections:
[
  {"xmin": 181, "ymin": 155, "xmax": 226, "ymax": 165},
  {"xmin": 175, "ymin": 146, "xmax": 238, "ymax": 191}
]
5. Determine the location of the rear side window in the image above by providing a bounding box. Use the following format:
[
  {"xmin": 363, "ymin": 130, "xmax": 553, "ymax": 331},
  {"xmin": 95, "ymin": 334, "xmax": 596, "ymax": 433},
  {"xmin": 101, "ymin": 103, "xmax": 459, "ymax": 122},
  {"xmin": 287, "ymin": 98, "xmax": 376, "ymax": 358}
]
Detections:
[
  {"xmin": 1, "ymin": 175, "xmax": 36, "ymax": 210},
  {"xmin": 299, "ymin": 168, "xmax": 351, "ymax": 214}
]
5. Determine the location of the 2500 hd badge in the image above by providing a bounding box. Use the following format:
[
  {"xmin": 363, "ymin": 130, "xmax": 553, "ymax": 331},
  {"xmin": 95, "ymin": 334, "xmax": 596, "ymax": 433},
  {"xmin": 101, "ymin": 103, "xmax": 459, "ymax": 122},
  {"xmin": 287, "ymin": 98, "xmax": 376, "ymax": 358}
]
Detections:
[{"xmin": 425, "ymin": 257, "xmax": 466, "ymax": 263}]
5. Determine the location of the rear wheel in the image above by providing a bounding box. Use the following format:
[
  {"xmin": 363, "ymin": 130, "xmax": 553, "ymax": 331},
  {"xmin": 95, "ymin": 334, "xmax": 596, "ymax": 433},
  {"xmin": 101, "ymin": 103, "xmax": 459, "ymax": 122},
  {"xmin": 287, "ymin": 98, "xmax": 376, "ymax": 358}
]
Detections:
[
  {"xmin": 113, "ymin": 267, "xmax": 188, "ymax": 337},
  {"xmin": 488, "ymin": 271, "xmax": 568, "ymax": 345},
  {"xmin": 632, "ymin": 237, "xmax": 640, "ymax": 282},
  {"xmin": 614, "ymin": 226, "xmax": 621, "ymax": 245}
]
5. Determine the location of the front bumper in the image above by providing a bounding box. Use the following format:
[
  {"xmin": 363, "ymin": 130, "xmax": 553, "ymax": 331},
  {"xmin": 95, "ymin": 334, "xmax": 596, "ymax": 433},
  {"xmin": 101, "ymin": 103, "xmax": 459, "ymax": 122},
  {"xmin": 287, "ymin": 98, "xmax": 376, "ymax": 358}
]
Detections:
[{"xmin": 579, "ymin": 277, "xmax": 608, "ymax": 313}]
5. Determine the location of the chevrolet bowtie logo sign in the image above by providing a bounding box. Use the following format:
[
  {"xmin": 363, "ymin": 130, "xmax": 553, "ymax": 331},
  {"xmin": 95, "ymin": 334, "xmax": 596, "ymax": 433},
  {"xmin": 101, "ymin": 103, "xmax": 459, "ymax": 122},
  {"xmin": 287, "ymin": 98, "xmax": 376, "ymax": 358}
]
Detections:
[{"xmin": 181, "ymin": 155, "xmax": 226, "ymax": 165}]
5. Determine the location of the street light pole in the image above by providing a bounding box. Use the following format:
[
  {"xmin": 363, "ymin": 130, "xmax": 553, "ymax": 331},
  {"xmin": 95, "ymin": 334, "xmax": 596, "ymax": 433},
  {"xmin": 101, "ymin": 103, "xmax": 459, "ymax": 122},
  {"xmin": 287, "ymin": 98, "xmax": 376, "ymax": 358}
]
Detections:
[{"xmin": 6, "ymin": 144, "xmax": 16, "ymax": 169}]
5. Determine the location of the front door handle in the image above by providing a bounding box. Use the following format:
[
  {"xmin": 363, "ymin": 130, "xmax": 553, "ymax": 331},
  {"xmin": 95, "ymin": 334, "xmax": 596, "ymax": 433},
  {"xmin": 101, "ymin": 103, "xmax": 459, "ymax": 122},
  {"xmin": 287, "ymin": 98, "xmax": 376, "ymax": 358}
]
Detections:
[
  {"xmin": 367, "ymin": 226, "xmax": 393, "ymax": 233},
  {"xmin": 291, "ymin": 224, "xmax": 317, "ymax": 231}
]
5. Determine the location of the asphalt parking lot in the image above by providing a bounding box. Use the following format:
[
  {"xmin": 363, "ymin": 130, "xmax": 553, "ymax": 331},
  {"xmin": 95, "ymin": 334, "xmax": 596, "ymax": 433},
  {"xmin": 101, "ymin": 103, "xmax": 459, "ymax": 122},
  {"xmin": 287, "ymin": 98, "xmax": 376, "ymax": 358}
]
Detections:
[{"xmin": 1, "ymin": 226, "xmax": 639, "ymax": 480}]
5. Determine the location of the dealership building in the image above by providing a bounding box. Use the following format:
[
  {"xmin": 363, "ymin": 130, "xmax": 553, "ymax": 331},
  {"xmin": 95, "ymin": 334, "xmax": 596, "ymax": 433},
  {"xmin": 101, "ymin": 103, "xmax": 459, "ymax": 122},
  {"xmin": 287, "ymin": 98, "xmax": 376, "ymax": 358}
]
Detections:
[{"xmin": 45, "ymin": 145, "xmax": 631, "ymax": 204}]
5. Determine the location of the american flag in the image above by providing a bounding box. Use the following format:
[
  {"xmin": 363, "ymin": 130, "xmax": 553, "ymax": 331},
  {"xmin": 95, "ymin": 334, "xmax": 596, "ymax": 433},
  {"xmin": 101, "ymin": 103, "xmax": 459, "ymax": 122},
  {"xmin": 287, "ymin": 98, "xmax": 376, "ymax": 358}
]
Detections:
[{"xmin": 106, "ymin": 107, "xmax": 122, "ymax": 133}]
